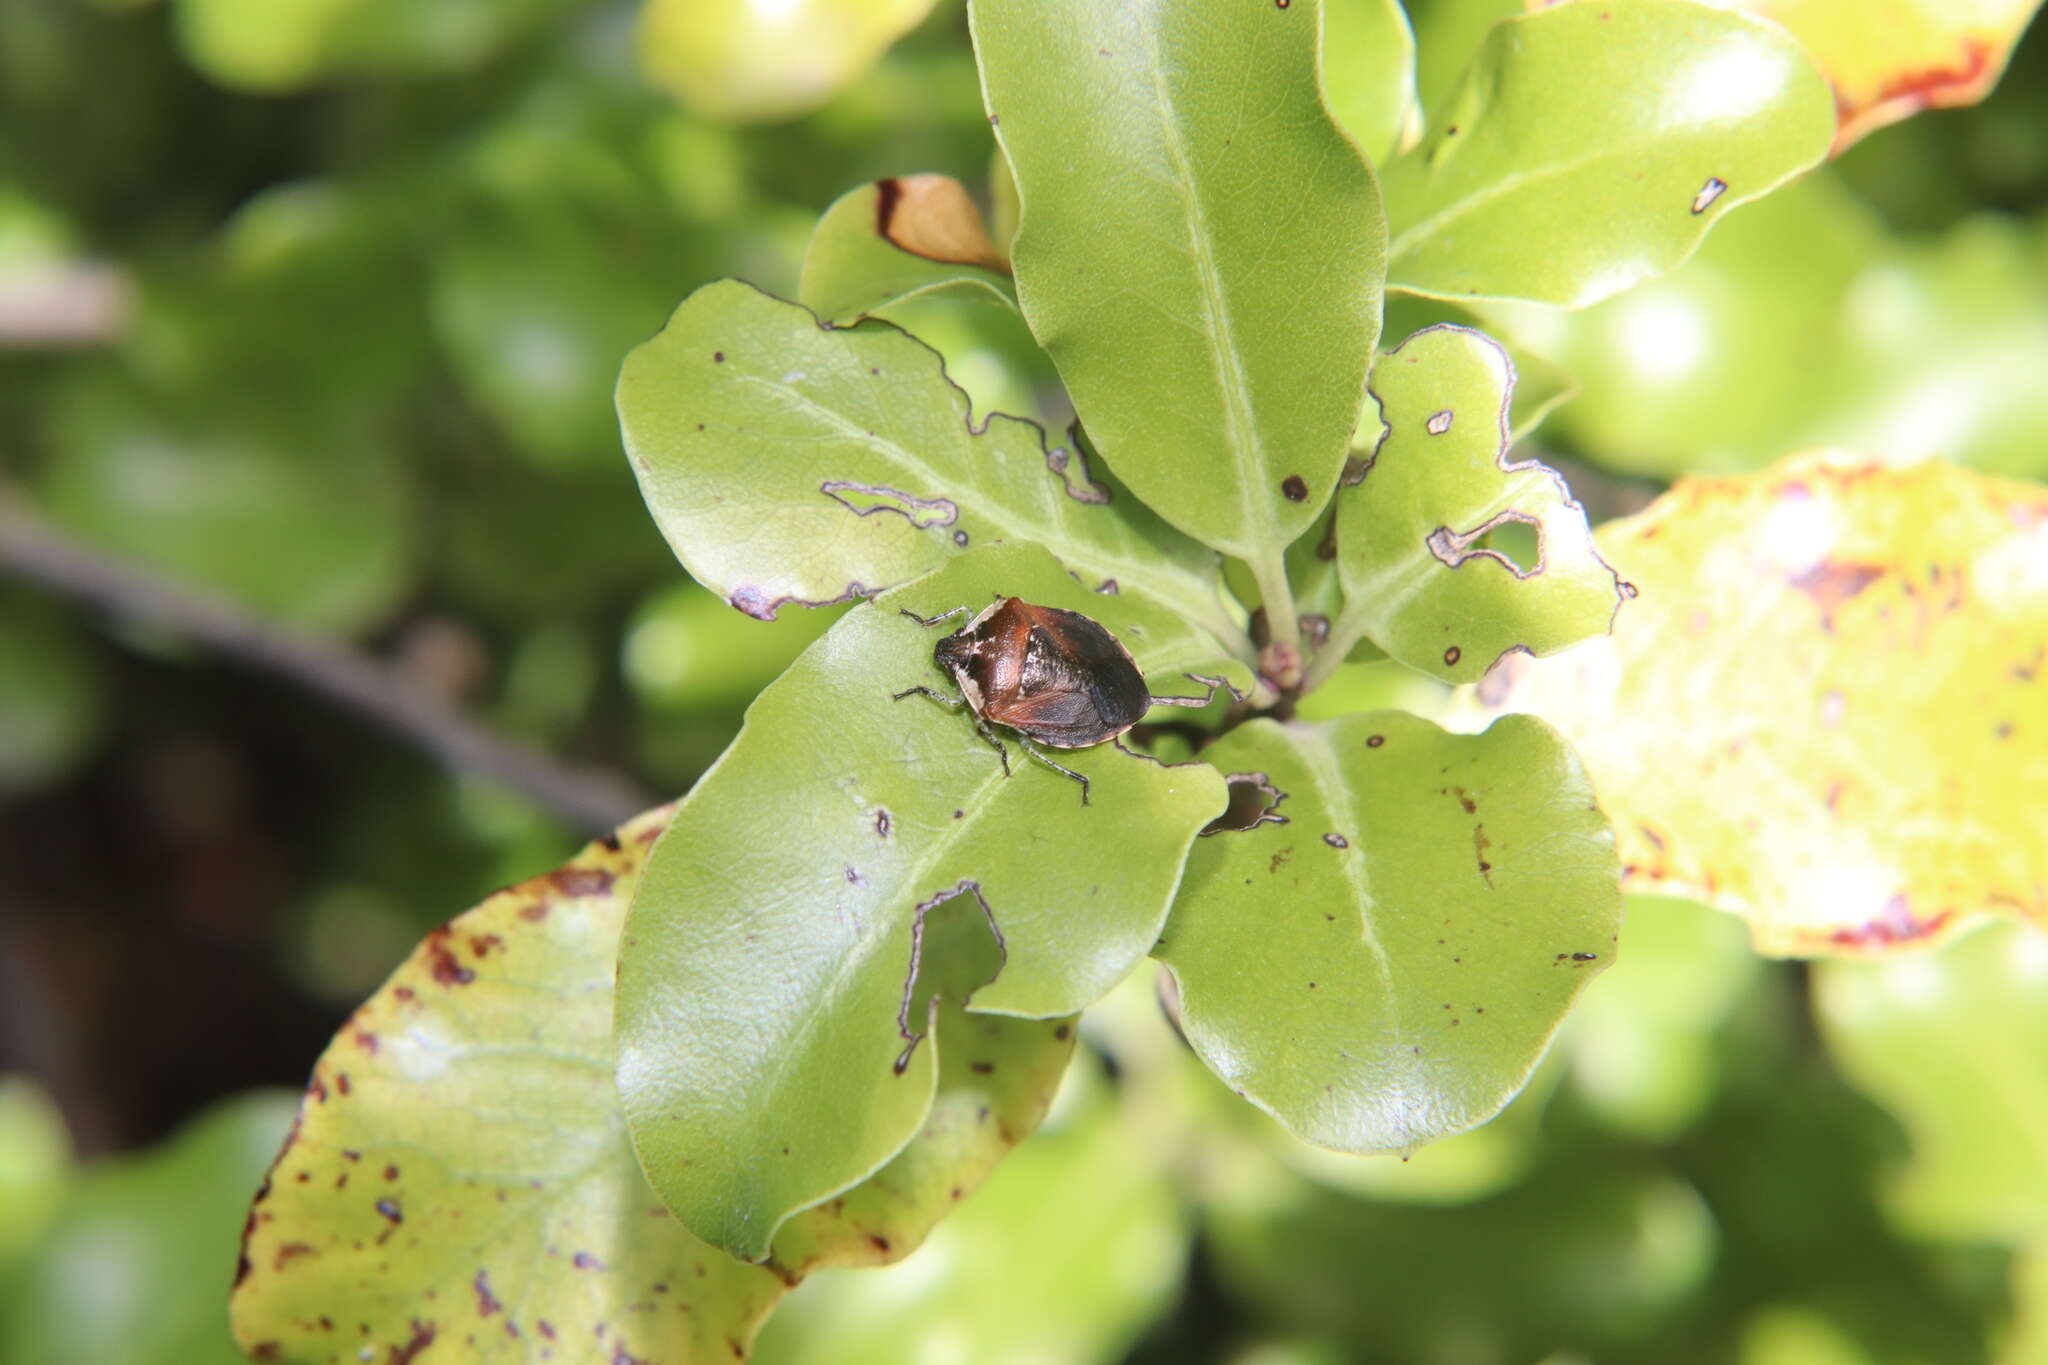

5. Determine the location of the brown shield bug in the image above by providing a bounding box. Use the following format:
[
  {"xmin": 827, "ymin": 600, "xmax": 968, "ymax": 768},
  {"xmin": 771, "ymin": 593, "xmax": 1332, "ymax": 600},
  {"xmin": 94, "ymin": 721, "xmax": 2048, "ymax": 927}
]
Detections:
[{"xmin": 894, "ymin": 596, "xmax": 1232, "ymax": 804}]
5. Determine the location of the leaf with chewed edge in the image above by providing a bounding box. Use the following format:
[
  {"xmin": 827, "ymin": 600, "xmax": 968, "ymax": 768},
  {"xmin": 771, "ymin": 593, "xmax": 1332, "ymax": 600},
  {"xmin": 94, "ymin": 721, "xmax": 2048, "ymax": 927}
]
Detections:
[
  {"xmin": 230, "ymin": 804, "xmax": 1079, "ymax": 1363},
  {"xmin": 1329, "ymin": 325, "xmax": 1625, "ymax": 685},
  {"xmin": 1154, "ymin": 711, "xmax": 1620, "ymax": 1155},
  {"xmin": 1472, "ymin": 452, "xmax": 2048, "ymax": 956},
  {"xmin": 617, "ymin": 279, "xmax": 1243, "ymax": 651},
  {"xmin": 799, "ymin": 175, "xmax": 1017, "ymax": 325},
  {"xmin": 617, "ymin": 542, "xmax": 1234, "ymax": 1263}
]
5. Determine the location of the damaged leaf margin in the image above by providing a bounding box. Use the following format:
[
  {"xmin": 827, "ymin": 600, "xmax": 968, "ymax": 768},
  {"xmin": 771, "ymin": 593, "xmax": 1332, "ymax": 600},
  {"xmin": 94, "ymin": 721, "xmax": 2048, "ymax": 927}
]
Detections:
[
  {"xmin": 231, "ymin": 804, "xmax": 1076, "ymax": 1363},
  {"xmin": 1322, "ymin": 324, "xmax": 1627, "ymax": 687}
]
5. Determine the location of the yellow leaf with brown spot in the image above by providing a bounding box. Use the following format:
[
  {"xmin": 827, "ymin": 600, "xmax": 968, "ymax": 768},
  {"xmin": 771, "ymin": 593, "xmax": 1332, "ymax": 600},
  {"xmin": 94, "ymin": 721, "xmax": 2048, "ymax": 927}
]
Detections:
[
  {"xmin": 1472, "ymin": 452, "xmax": 2048, "ymax": 956},
  {"xmin": 230, "ymin": 803, "xmax": 1077, "ymax": 1362}
]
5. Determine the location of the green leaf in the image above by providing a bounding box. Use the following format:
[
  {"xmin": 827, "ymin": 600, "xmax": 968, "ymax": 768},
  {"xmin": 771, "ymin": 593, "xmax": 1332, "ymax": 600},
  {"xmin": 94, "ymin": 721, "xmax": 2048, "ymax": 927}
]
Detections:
[
  {"xmin": 971, "ymin": 0, "xmax": 1386, "ymax": 565},
  {"xmin": 176, "ymin": 0, "xmax": 575, "ymax": 91},
  {"xmin": 1380, "ymin": 0, "xmax": 1835, "ymax": 308},
  {"xmin": 752, "ymin": 1064, "xmax": 1186, "ymax": 1365},
  {"xmin": 1327, "ymin": 325, "xmax": 1624, "ymax": 685},
  {"xmin": 1815, "ymin": 919, "xmax": 2048, "ymax": 1242},
  {"xmin": 1324, "ymin": 0, "xmax": 1420, "ymax": 164},
  {"xmin": 799, "ymin": 174, "xmax": 1017, "ymax": 324},
  {"xmin": 232, "ymin": 803, "xmax": 1069, "ymax": 1362},
  {"xmin": 1470, "ymin": 453, "xmax": 2048, "ymax": 956},
  {"xmin": 5, "ymin": 1093, "xmax": 294, "ymax": 1365},
  {"xmin": 637, "ymin": 0, "xmax": 938, "ymax": 123},
  {"xmin": 617, "ymin": 541, "xmax": 1234, "ymax": 1262},
  {"xmin": 618, "ymin": 279, "xmax": 1244, "ymax": 649},
  {"xmin": 1154, "ymin": 710, "xmax": 1620, "ymax": 1154}
]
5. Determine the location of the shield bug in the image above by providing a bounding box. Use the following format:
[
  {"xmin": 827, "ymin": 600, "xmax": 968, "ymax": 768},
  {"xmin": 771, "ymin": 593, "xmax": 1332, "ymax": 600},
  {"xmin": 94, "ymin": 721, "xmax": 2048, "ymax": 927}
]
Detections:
[{"xmin": 894, "ymin": 596, "xmax": 1231, "ymax": 804}]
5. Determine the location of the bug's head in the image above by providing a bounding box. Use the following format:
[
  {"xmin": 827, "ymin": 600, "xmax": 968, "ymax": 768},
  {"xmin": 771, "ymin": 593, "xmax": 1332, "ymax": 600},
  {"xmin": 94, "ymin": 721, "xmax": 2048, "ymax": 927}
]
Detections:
[{"xmin": 933, "ymin": 629, "xmax": 976, "ymax": 675}]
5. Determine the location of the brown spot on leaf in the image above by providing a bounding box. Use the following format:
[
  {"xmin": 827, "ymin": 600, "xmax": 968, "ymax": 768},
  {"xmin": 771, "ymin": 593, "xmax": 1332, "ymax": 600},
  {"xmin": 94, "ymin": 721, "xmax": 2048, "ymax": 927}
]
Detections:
[
  {"xmin": 353, "ymin": 1030, "xmax": 380, "ymax": 1055},
  {"xmin": 1691, "ymin": 177, "xmax": 1728, "ymax": 214},
  {"xmin": 376, "ymin": 1199, "xmax": 403, "ymax": 1225},
  {"xmin": 384, "ymin": 1164, "xmax": 400, "ymax": 1181},
  {"xmin": 1323, "ymin": 832, "xmax": 1349, "ymax": 849},
  {"xmin": 1444, "ymin": 646, "xmax": 1462, "ymax": 667},
  {"xmin": 573, "ymin": 1251, "xmax": 608, "ymax": 1270},
  {"xmin": 1791, "ymin": 559, "xmax": 1883, "ymax": 631},
  {"xmin": 869, "ymin": 1233, "xmax": 893, "ymax": 1254},
  {"xmin": 1281, "ymin": 474, "xmax": 1310, "ymax": 502},
  {"xmin": 468, "ymin": 933, "xmax": 502, "ymax": 960},
  {"xmin": 551, "ymin": 866, "xmax": 615, "ymax": 899},
  {"xmin": 390, "ymin": 1320, "xmax": 436, "ymax": 1365},
  {"xmin": 1426, "ymin": 410, "xmax": 1453, "ymax": 435},
  {"xmin": 475, "ymin": 1270, "xmax": 503, "ymax": 1317},
  {"xmin": 1366, "ymin": 734, "xmax": 1385, "ymax": 748},
  {"xmin": 426, "ymin": 929, "xmax": 475, "ymax": 987}
]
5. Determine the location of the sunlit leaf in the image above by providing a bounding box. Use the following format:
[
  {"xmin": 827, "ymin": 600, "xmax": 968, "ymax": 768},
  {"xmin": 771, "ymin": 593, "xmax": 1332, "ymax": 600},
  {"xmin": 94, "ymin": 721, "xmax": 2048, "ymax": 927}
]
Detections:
[
  {"xmin": 1472, "ymin": 452, "xmax": 2048, "ymax": 955},
  {"xmin": 1534, "ymin": 0, "xmax": 2048, "ymax": 153},
  {"xmin": 637, "ymin": 0, "xmax": 937, "ymax": 123},
  {"xmin": 1815, "ymin": 919, "xmax": 2048, "ymax": 1241},
  {"xmin": 617, "ymin": 542, "xmax": 1235, "ymax": 1262},
  {"xmin": 752, "ymin": 1065, "xmax": 1185, "ymax": 1365},
  {"xmin": 232, "ymin": 803, "xmax": 1075, "ymax": 1362},
  {"xmin": 1329, "ymin": 325, "xmax": 1624, "ymax": 684},
  {"xmin": 5, "ymin": 1093, "xmax": 294, "ymax": 1365},
  {"xmin": 972, "ymin": 0, "xmax": 1385, "ymax": 568},
  {"xmin": 1325, "ymin": 0, "xmax": 1420, "ymax": 164},
  {"xmin": 799, "ymin": 174, "xmax": 1016, "ymax": 324},
  {"xmin": 618, "ymin": 279, "xmax": 1245, "ymax": 648},
  {"xmin": 1382, "ymin": 0, "xmax": 1835, "ymax": 307},
  {"xmin": 1154, "ymin": 710, "xmax": 1620, "ymax": 1154}
]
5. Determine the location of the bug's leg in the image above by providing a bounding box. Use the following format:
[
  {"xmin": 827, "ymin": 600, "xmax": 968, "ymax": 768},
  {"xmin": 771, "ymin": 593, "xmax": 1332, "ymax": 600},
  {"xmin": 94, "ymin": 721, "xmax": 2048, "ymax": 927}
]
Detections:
[
  {"xmin": 1145, "ymin": 671, "xmax": 1246, "ymax": 709},
  {"xmin": 974, "ymin": 716, "xmax": 1013, "ymax": 777},
  {"xmin": 1020, "ymin": 738, "xmax": 1091, "ymax": 806},
  {"xmin": 898, "ymin": 605, "xmax": 974, "ymax": 629},
  {"xmin": 892, "ymin": 685, "xmax": 966, "ymax": 708}
]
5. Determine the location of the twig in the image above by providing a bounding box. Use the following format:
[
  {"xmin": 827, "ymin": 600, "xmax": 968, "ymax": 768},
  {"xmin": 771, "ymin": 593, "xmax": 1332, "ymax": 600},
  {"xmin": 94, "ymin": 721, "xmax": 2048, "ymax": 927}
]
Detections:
[{"xmin": 0, "ymin": 485, "xmax": 653, "ymax": 833}]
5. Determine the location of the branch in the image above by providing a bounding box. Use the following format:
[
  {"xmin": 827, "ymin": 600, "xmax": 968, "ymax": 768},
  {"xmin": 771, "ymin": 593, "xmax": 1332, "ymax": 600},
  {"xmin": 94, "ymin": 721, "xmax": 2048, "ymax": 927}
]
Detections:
[{"xmin": 0, "ymin": 486, "xmax": 654, "ymax": 833}]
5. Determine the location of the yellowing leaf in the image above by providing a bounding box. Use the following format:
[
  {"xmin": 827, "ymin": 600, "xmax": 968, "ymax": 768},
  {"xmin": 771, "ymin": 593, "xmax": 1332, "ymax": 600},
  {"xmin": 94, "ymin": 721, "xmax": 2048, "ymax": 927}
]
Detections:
[
  {"xmin": 231, "ymin": 803, "xmax": 1074, "ymax": 1362},
  {"xmin": 1473, "ymin": 452, "xmax": 2048, "ymax": 956}
]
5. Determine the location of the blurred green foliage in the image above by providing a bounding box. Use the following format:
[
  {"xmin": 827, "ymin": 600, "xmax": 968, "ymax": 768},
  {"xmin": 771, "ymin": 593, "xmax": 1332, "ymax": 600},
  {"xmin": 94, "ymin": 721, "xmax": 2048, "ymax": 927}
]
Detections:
[{"xmin": 1, "ymin": 0, "xmax": 2046, "ymax": 1361}]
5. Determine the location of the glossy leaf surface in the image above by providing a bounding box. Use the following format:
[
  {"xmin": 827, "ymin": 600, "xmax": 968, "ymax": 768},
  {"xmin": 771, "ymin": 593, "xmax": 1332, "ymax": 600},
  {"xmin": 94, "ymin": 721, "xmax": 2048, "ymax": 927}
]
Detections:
[
  {"xmin": 972, "ymin": 0, "xmax": 1385, "ymax": 559},
  {"xmin": 617, "ymin": 542, "xmax": 1233, "ymax": 1262},
  {"xmin": 1474, "ymin": 453, "xmax": 2048, "ymax": 955},
  {"xmin": 1816, "ymin": 919, "xmax": 2048, "ymax": 1241},
  {"xmin": 1381, "ymin": 0, "xmax": 1835, "ymax": 307},
  {"xmin": 1537, "ymin": 0, "xmax": 2048, "ymax": 151},
  {"xmin": 799, "ymin": 174, "xmax": 1016, "ymax": 324},
  {"xmin": 231, "ymin": 804, "xmax": 1074, "ymax": 1361},
  {"xmin": 1334, "ymin": 326, "xmax": 1623, "ymax": 684},
  {"xmin": 618, "ymin": 279, "xmax": 1240, "ymax": 645},
  {"xmin": 1155, "ymin": 710, "xmax": 1620, "ymax": 1154}
]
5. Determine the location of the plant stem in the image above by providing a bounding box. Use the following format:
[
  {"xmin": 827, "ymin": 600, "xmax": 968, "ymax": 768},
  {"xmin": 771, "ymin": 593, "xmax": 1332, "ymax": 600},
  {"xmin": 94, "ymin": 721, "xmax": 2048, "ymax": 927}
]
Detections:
[
  {"xmin": 1250, "ymin": 551, "xmax": 1303, "ymax": 691},
  {"xmin": 0, "ymin": 484, "xmax": 652, "ymax": 834},
  {"xmin": 1298, "ymin": 606, "xmax": 1373, "ymax": 695}
]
